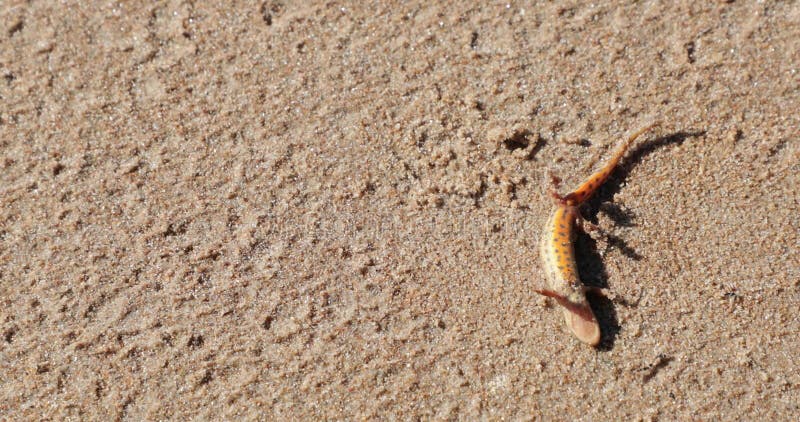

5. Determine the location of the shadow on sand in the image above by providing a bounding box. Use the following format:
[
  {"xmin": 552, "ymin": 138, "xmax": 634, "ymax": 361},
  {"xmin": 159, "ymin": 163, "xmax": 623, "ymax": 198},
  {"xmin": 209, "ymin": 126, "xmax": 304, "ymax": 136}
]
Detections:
[{"xmin": 575, "ymin": 130, "xmax": 705, "ymax": 350}]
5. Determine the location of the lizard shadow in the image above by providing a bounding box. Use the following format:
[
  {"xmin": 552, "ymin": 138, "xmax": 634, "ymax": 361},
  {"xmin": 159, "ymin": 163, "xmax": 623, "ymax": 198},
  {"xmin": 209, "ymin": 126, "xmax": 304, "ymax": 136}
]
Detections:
[{"xmin": 575, "ymin": 130, "xmax": 704, "ymax": 350}]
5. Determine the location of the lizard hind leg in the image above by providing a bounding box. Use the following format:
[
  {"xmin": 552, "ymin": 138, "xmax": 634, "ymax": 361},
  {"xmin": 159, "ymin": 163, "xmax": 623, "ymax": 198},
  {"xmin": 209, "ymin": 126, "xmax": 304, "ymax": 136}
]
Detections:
[
  {"xmin": 536, "ymin": 289, "xmax": 601, "ymax": 346},
  {"xmin": 534, "ymin": 289, "xmax": 595, "ymax": 322}
]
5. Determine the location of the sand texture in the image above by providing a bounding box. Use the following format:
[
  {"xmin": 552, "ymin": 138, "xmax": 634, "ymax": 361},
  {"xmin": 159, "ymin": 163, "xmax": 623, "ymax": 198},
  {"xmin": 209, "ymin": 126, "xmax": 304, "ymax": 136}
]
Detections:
[{"xmin": 1, "ymin": 1, "xmax": 799, "ymax": 420}]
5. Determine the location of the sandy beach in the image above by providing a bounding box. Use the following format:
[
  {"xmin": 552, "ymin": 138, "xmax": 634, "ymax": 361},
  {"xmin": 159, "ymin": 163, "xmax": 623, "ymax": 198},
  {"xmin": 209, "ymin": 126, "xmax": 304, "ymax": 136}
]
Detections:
[{"xmin": 1, "ymin": 1, "xmax": 798, "ymax": 419}]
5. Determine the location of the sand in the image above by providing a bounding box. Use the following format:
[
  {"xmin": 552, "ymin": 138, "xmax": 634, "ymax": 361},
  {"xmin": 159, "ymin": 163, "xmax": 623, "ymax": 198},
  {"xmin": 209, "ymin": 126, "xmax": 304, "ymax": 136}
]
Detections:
[{"xmin": 1, "ymin": 1, "xmax": 798, "ymax": 420}]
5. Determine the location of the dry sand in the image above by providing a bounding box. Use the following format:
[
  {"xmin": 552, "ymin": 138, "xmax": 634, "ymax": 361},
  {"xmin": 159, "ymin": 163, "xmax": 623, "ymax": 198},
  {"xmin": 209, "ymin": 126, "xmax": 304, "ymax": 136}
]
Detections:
[{"xmin": 1, "ymin": 1, "xmax": 799, "ymax": 420}]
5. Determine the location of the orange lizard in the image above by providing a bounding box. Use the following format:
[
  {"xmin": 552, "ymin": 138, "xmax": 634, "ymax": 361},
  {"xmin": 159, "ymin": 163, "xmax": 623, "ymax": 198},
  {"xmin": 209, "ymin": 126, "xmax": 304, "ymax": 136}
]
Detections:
[{"xmin": 537, "ymin": 123, "xmax": 659, "ymax": 346}]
